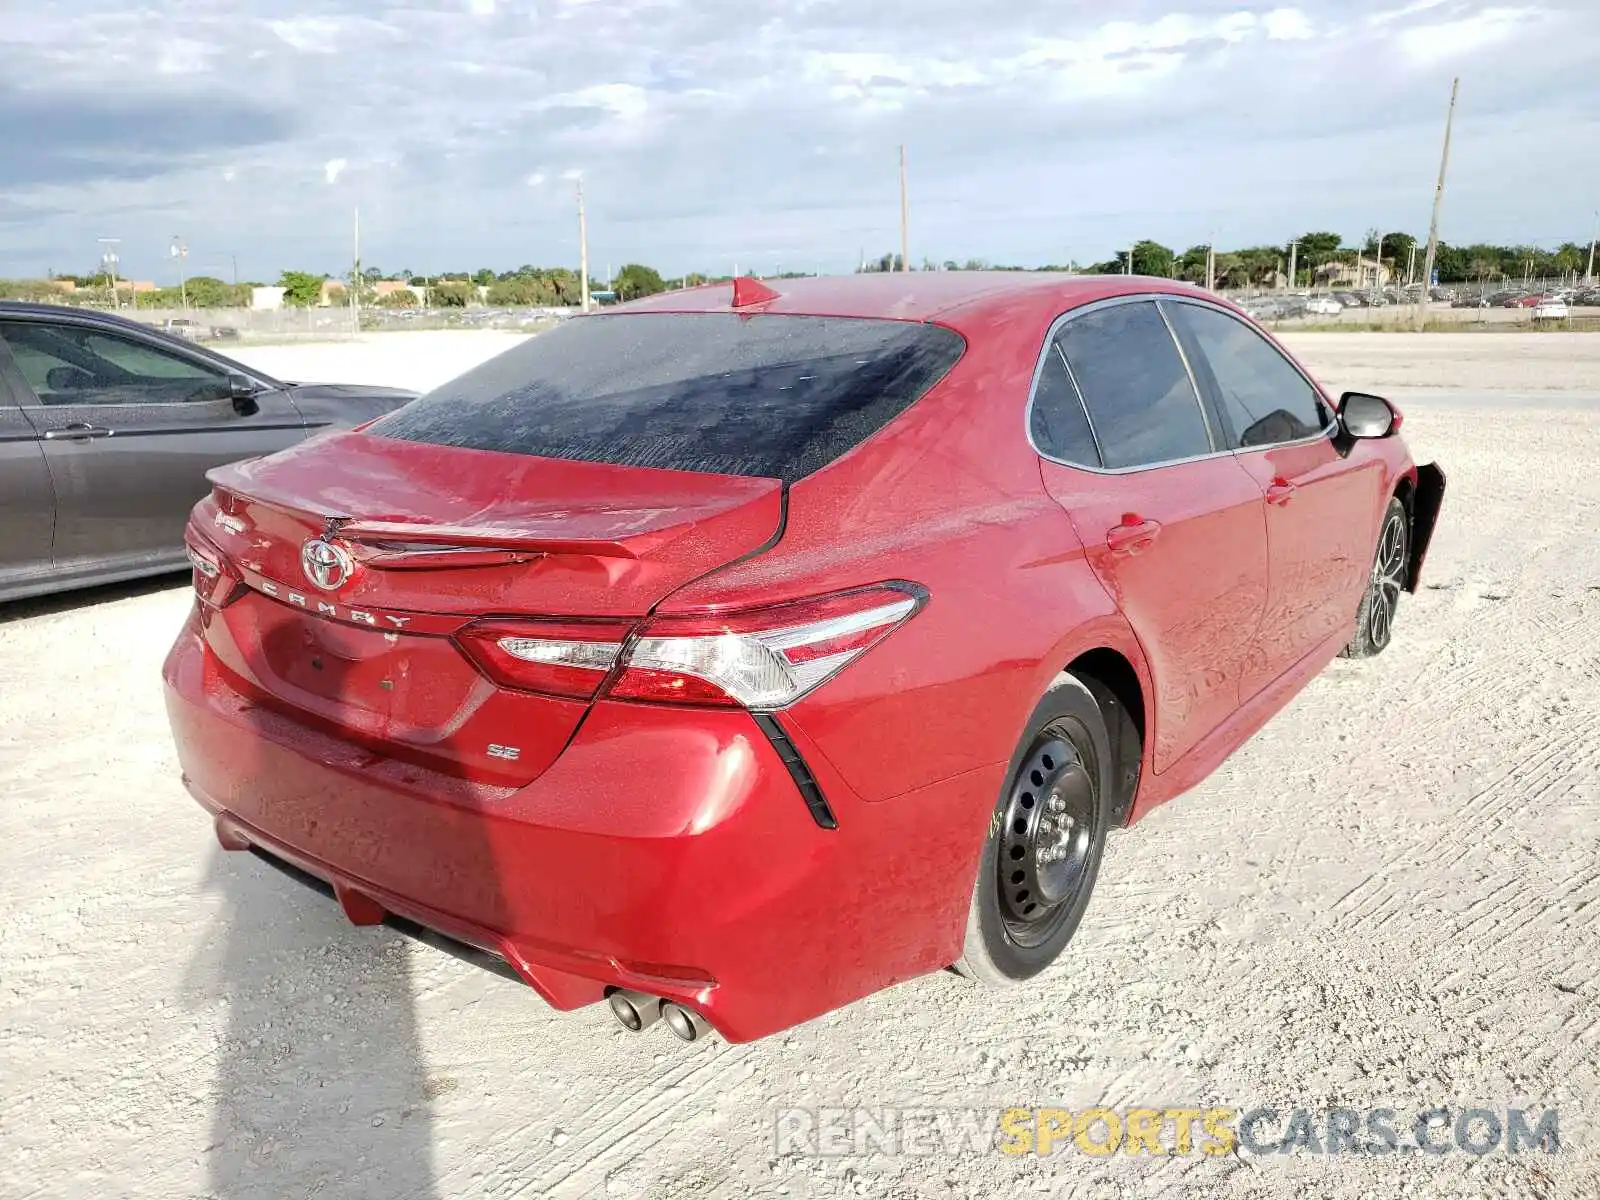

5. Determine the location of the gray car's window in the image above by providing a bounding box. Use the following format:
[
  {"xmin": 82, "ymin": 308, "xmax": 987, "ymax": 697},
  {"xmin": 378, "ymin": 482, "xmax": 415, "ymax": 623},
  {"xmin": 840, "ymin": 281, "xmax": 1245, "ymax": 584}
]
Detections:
[
  {"xmin": 373, "ymin": 313, "xmax": 965, "ymax": 483},
  {"xmin": 0, "ymin": 322, "xmax": 229, "ymax": 406},
  {"xmin": 1168, "ymin": 304, "xmax": 1328, "ymax": 448},
  {"xmin": 1056, "ymin": 301, "xmax": 1211, "ymax": 469}
]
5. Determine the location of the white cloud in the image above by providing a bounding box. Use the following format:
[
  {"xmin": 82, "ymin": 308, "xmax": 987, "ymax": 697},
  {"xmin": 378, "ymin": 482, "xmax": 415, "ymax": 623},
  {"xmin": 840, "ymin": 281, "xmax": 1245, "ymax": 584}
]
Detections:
[
  {"xmin": 525, "ymin": 171, "xmax": 546, "ymax": 187},
  {"xmin": 468, "ymin": 0, "xmax": 496, "ymax": 13},
  {"xmin": 324, "ymin": 158, "xmax": 348, "ymax": 185},
  {"xmin": 268, "ymin": 17, "xmax": 343, "ymax": 53},
  {"xmin": 1400, "ymin": 6, "xmax": 1540, "ymax": 63},
  {"xmin": 155, "ymin": 37, "xmax": 214, "ymax": 75},
  {"xmin": 1370, "ymin": 0, "xmax": 1453, "ymax": 27},
  {"xmin": 1263, "ymin": 9, "xmax": 1316, "ymax": 40},
  {"xmin": 542, "ymin": 83, "xmax": 650, "ymax": 123}
]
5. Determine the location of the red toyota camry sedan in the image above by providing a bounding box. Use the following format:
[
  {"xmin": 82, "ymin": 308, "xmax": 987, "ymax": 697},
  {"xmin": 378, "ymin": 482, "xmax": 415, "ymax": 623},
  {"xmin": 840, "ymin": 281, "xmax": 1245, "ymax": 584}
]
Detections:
[{"xmin": 164, "ymin": 273, "xmax": 1444, "ymax": 1044}]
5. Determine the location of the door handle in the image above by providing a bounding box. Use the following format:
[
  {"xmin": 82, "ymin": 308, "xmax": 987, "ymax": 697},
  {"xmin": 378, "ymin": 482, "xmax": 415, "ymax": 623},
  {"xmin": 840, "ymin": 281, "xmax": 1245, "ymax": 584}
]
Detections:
[
  {"xmin": 1106, "ymin": 514, "xmax": 1162, "ymax": 555},
  {"xmin": 44, "ymin": 423, "xmax": 111, "ymax": 441},
  {"xmin": 1266, "ymin": 478, "xmax": 1296, "ymax": 506}
]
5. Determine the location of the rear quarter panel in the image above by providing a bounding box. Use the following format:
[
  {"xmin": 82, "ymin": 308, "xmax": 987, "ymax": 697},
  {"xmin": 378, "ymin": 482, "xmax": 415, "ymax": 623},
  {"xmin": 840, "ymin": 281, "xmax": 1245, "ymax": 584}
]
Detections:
[{"xmin": 661, "ymin": 299, "xmax": 1153, "ymax": 806}]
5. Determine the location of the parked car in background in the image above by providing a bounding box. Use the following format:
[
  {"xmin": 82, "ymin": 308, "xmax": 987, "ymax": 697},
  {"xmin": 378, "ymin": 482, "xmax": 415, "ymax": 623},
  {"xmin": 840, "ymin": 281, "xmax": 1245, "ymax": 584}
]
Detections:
[
  {"xmin": 1304, "ymin": 296, "xmax": 1343, "ymax": 316},
  {"xmin": 1532, "ymin": 297, "xmax": 1570, "ymax": 321},
  {"xmin": 0, "ymin": 302, "xmax": 417, "ymax": 602},
  {"xmin": 1505, "ymin": 294, "xmax": 1540, "ymax": 309},
  {"xmin": 164, "ymin": 273, "xmax": 1445, "ymax": 1044}
]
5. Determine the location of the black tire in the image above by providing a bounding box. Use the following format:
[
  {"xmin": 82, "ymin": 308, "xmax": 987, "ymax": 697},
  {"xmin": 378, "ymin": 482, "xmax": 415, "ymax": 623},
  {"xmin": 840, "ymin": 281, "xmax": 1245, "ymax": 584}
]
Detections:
[
  {"xmin": 1342, "ymin": 496, "xmax": 1409, "ymax": 659},
  {"xmin": 955, "ymin": 672, "xmax": 1113, "ymax": 985}
]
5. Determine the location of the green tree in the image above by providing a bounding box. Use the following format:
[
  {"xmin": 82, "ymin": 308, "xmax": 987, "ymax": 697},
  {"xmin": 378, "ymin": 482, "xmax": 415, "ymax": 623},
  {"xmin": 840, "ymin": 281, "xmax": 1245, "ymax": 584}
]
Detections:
[
  {"xmin": 278, "ymin": 271, "xmax": 325, "ymax": 307},
  {"xmin": 376, "ymin": 288, "xmax": 418, "ymax": 308},
  {"xmin": 471, "ymin": 268, "xmax": 497, "ymax": 287},
  {"xmin": 429, "ymin": 280, "xmax": 475, "ymax": 307},
  {"xmin": 1296, "ymin": 231, "xmax": 1344, "ymax": 270},
  {"xmin": 182, "ymin": 275, "xmax": 248, "ymax": 307},
  {"xmin": 486, "ymin": 276, "xmax": 558, "ymax": 306},
  {"xmin": 612, "ymin": 263, "xmax": 667, "ymax": 301},
  {"xmin": 1131, "ymin": 240, "xmax": 1175, "ymax": 277}
]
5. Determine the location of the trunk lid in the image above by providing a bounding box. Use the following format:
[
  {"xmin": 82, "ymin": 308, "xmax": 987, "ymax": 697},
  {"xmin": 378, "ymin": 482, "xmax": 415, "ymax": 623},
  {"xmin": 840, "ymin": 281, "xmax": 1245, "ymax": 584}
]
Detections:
[{"xmin": 195, "ymin": 430, "xmax": 782, "ymax": 784}]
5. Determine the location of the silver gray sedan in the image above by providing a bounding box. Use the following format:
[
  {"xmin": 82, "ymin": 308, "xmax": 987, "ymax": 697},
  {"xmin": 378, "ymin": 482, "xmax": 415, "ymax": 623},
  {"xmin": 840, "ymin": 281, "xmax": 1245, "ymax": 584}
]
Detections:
[{"xmin": 0, "ymin": 302, "xmax": 416, "ymax": 603}]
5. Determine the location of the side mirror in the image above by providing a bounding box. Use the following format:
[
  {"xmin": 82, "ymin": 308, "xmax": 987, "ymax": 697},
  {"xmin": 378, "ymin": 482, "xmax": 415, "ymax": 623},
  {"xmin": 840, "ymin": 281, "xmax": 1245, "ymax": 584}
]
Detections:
[
  {"xmin": 1338, "ymin": 391, "xmax": 1398, "ymax": 439},
  {"xmin": 228, "ymin": 373, "xmax": 260, "ymax": 416}
]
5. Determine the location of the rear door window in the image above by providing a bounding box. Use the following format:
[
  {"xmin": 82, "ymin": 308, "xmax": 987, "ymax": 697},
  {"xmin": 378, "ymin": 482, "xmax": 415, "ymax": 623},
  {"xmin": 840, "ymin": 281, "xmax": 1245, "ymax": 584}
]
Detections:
[
  {"xmin": 1055, "ymin": 301, "xmax": 1213, "ymax": 470},
  {"xmin": 372, "ymin": 313, "xmax": 965, "ymax": 483}
]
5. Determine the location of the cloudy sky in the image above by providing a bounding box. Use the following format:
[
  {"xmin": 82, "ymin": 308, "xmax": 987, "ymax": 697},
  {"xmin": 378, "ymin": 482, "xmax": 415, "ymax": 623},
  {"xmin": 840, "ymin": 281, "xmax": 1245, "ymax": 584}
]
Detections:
[{"xmin": 2, "ymin": 0, "xmax": 1596, "ymax": 283}]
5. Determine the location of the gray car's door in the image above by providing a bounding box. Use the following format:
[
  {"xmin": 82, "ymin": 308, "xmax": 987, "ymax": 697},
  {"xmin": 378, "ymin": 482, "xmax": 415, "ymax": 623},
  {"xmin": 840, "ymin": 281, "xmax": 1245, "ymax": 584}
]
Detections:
[
  {"xmin": 0, "ymin": 353, "xmax": 56, "ymax": 594},
  {"xmin": 0, "ymin": 317, "xmax": 307, "ymax": 571}
]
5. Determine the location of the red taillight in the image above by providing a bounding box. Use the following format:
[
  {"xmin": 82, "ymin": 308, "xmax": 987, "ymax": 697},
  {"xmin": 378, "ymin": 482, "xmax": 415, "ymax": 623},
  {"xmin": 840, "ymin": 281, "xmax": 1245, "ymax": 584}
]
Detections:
[
  {"xmin": 452, "ymin": 583, "xmax": 927, "ymax": 709},
  {"xmin": 455, "ymin": 618, "xmax": 632, "ymax": 700}
]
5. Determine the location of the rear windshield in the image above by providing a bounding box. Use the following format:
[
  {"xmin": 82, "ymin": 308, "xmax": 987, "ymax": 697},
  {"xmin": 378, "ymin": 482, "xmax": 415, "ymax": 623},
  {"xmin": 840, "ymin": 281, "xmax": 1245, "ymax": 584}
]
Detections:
[{"xmin": 370, "ymin": 312, "xmax": 964, "ymax": 483}]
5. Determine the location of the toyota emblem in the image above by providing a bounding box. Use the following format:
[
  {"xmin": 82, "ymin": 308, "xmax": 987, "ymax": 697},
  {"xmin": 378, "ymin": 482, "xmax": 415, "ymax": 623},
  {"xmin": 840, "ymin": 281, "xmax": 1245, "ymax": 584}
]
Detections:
[{"xmin": 301, "ymin": 537, "xmax": 355, "ymax": 591}]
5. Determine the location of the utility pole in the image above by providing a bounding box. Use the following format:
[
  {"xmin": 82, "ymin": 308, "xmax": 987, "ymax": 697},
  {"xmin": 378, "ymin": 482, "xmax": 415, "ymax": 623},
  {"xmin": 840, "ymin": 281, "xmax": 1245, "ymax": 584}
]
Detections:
[
  {"xmin": 898, "ymin": 144, "xmax": 910, "ymax": 272},
  {"xmin": 231, "ymin": 253, "xmax": 238, "ymax": 287},
  {"xmin": 1418, "ymin": 77, "xmax": 1459, "ymax": 328},
  {"xmin": 577, "ymin": 177, "xmax": 591, "ymax": 312},
  {"xmin": 351, "ymin": 206, "xmax": 360, "ymax": 334},
  {"xmin": 1407, "ymin": 243, "xmax": 1418, "ymax": 287},
  {"xmin": 1287, "ymin": 240, "xmax": 1300, "ymax": 291},
  {"xmin": 1587, "ymin": 210, "xmax": 1597, "ymax": 286},
  {"xmin": 1205, "ymin": 238, "xmax": 1215, "ymax": 292},
  {"xmin": 1126, "ymin": 242, "xmax": 1134, "ymax": 276},
  {"xmin": 1371, "ymin": 233, "xmax": 1385, "ymax": 291}
]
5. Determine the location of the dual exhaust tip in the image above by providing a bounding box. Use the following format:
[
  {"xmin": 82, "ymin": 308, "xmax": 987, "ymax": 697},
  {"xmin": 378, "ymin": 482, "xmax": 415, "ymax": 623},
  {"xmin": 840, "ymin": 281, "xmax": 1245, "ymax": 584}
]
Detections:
[{"xmin": 607, "ymin": 989, "xmax": 712, "ymax": 1042}]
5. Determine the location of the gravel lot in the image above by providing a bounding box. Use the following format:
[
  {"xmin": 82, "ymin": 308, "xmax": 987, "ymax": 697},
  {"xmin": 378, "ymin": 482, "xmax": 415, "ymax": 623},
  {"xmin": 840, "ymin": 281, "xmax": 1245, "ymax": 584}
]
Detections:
[{"xmin": 3, "ymin": 331, "xmax": 1598, "ymax": 1199}]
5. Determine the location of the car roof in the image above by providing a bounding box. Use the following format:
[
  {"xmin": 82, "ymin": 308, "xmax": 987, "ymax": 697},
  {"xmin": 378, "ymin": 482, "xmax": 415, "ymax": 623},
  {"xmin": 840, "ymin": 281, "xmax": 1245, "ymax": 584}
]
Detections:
[{"xmin": 608, "ymin": 272, "xmax": 1221, "ymax": 325}]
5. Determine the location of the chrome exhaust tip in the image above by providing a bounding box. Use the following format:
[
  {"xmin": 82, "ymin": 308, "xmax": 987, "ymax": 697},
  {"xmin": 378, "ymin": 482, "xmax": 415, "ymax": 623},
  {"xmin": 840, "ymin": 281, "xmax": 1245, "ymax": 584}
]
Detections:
[
  {"xmin": 607, "ymin": 989, "xmax": 662, "ymax": 1032},
  {"xmin": 660, "ymin": 1001, "xmax": 711, "ymax": 1043}
]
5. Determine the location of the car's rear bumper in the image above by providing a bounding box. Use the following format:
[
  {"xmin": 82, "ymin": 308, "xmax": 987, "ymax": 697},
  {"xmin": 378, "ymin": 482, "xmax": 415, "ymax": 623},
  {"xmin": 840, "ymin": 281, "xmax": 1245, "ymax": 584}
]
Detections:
[{"xmin": 163, "ymin": 608, "xmax": 993, "ymax": 1042}]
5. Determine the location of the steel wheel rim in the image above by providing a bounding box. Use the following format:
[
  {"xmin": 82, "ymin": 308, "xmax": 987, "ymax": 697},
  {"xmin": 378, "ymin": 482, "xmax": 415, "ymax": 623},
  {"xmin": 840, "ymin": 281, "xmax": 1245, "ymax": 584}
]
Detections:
[
  {"xmin": 1369, "ymin": 510, "xmax": 1407, "ymax": 649},
  {"xmin": 996, "ymin": 723, "xmax": 1099, "ymax": 948}
]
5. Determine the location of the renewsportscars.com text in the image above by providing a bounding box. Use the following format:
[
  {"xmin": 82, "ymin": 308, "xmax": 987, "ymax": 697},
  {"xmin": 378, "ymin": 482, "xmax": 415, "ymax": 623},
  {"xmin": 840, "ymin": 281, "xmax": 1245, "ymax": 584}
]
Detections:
[{"xmin": 773, "ymin": 1105, "xmax": 1560, "ymax": 1158}]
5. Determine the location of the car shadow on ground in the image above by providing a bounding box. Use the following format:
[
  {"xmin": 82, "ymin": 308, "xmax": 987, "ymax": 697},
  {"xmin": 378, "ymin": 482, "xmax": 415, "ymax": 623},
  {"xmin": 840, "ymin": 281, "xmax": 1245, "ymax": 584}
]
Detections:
[
  {"xmin": 172, "ymin": 592, "xmax": 520, "ymax": 1199},
  {"xmin": 0, "ymin": 571, "xmax": 189, "ymax": 626},
  {"xmin": 186, "ymin": 846, "xmax": 442, "ymax": 1199}
]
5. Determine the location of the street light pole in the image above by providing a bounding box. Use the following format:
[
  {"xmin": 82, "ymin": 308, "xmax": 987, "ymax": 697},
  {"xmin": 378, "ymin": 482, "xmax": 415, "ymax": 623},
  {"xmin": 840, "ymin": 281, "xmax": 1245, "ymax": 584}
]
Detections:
[
  {"xmin": 171, "ymin": 235, "xmax": 189, "ymax": 311},
  {"xmin": 98, "ymin": 238, "xmax": 120, "ymax": 308}
]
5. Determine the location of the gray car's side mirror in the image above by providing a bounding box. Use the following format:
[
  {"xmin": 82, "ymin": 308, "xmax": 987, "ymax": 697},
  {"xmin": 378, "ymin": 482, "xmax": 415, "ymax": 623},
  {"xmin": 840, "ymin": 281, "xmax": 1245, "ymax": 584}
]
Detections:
[
  {"xmin": 227, "ymin": 373, "xmax": 260, "ymax": 416},
  {"xmin": 1338, "ymin": 391, "xmax": 1397, "ymax": 439}
]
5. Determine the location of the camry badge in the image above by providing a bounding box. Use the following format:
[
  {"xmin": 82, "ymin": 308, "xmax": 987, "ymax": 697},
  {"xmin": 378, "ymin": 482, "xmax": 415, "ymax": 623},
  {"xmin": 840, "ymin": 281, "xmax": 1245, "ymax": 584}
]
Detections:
[{"xmin": 301, "ymin": 537, "xmax": 355, "ymax": 591}]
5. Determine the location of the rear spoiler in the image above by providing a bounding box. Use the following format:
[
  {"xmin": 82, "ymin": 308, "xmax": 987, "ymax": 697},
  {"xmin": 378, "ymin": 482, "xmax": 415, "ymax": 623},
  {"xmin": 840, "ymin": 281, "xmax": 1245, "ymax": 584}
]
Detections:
[{"xmin": 340, "ymin": 519, "xmax": 640, "ymax": 562}]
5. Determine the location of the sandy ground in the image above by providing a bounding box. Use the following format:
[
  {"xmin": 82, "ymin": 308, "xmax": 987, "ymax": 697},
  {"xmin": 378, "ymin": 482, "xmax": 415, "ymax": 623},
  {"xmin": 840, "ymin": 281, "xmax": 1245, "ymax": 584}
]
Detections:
[{"xmin": 3, "ymin": 331, "xmax": 1599, "ymax": 1199}]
